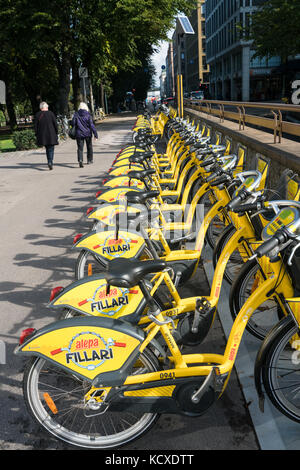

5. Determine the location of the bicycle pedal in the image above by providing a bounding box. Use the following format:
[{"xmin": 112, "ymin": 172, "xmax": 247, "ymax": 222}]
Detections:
[
  {"xmin": 192, "ymin": 298, "xmax": 214, "ymax": 334},
  {"xmin": 195, "ymin": 297, "xmax": 211, "ymax": 312}
]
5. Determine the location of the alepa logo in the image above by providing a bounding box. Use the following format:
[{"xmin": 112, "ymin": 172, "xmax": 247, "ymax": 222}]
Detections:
[
  {"xmin": 87, "ymin": 282, "xmax": 130, "ymax": 315},
  {"xmin": 50, "ymin": 331, "xmax": 126, "ymax": 371},
  {"xmin": 101, "ymin": 234, "xmax": 132, "ymax": 258}
]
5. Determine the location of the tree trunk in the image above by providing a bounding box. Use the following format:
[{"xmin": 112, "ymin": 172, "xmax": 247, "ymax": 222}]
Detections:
[
  {"xmin": 56, "ymin": 49, "xmax": 71, "ymax": 116},
  {"xmin": 5, "ymin": 80, "xmax": 17, "ymax": 130},
  {"xmin": 89, "ymin": 79, "xmax": 95, "ymax": 117},
  {"xmin": 101, "ymin": 83, "xmax": 105, "ymax": 109},
  {"xmin": 71, "ymin": 58, "xmax": 82, "ymax": 110},
  {"xmin": 23, "ymin": 82, "xmax": 41, "ymax": 115},
  {"xmin": 0, "ymin": 67, "xmax": 17, "ymax": 130}
]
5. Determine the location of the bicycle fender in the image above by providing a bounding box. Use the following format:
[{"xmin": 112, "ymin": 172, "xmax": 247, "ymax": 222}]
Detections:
[
  {"xmin": 15, "ymin": 316, "xmax": 146, "ymax": 385},
  {"xmin": 73, "ymin": 230, "xmax": 146, "ymax": 262},
  {"xmin": 212, "ymin": 223, "xmax": 235, "ymax": 268},
  {"xmin": 86, "ymin": 203, "xmax": 141, "ymax": 225},
  {"xmin": 254, "ymin": 315, "xmax": 295, "ymax": 412},
  {"xmin": 108, "ymin": 165, "xmax": 144, "ymax": 177},
  {"xmin": 96, "ymin": 187, "xmax": 141, "ymax": 203},
  {"xmin": 48, "ymin": 275, "xmax": 145, "ymax": 320},
  {"xmin": 102, "ymin": 176, "xmax": 146, "ymax": 190}
]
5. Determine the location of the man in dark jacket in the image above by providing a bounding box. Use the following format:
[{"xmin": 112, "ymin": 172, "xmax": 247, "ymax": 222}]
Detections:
[
  {"xmin": 71, "ymin": 102, "xmax": 98, "ymax": 167},
  {"xmin": 34, "ymin": 102, "xmax": 58, "ymax": 170}
]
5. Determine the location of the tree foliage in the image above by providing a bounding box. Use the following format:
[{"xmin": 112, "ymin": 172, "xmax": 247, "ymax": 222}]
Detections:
[
  {"xmin": 249, "ymin": 0, "xmax": 300, "ymax": 62},
  {"xmin": 0, "ymin": 0, "xmax": 196, "ymax": 125}
]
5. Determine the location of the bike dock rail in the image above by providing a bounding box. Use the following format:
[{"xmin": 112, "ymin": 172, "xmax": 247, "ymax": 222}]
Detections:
[
  {"xmin": 202, "ymin": 243, "xmax": 300, "ymax": 450},
  {"xmin": 182, "ymin": 99, "xmax": 300, "ymax": 187}
]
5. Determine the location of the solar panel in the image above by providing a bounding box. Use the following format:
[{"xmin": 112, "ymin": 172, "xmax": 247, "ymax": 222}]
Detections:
[{"xmin": 178, "ymin": 16, "xmax": 195, "ymax": 35}]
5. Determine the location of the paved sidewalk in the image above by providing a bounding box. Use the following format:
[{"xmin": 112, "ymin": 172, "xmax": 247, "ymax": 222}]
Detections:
[{"xmin": 0, "ymin": 113, "xmax": 259, "ymax": 451}]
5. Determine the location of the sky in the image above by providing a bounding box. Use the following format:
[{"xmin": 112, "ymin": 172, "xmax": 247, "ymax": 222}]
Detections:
[
  {"xmin": 151, "ymin": 26, "xmax": 175, "ymax": 87},
  {"xmin": 151, "ymin": 40, "xmax": 170, "ymax": 87}
]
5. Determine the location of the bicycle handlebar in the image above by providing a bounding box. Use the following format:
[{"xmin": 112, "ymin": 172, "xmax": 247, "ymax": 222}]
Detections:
[
  {"xmin": 231, "ymin": 201, "xmax": 264, "ymax": 213},
  {"xmin": 255, "ymin": 229, "xmax": 288, "ymax": 258},
  {"xmin": 209, "ymin": 175, "xmax": 230, "ymax": 187},
  {"xmin": 206, "ymin": 170, "xmax": 222, "ymax": 183},
  {"xmin": 200, "ymin": 157, "xmax": 215, "ymax": 168},
  {"xmin": 226, "ymin": 189, "xmax": 249, "ymax": 211}
]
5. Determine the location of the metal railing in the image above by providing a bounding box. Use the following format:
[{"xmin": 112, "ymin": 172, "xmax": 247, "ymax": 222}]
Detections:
[{"xmin": 183, "ymin": 99, "xmax": 300, "ymax": 144}]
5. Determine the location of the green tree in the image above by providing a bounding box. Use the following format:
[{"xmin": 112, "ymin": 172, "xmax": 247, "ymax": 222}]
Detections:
[
  {"xmin": 250, "ymin": 0, "xmax": 300, "ymax": 62},
  {"xmin": 249, "ymin": 0, "xmax": 300, "ymax": 97},
  {"xmin": 0, "ymin": 0, "xmax": 196, "ymax": 121}
]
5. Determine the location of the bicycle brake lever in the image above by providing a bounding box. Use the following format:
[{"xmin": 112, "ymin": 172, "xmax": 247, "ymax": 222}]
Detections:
[
  {"xmin": 147, "ymin": 313, "xmax": 175, "ymax": 329},
  {"xmin": 288, "ymin": 241, "xmax": 300, "ymax": 265}
]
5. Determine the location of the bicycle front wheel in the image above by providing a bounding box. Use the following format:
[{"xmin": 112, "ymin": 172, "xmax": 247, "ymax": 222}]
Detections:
[
  {"xmin": 75, "ymin": 250, "xmax": 107, "ymax": 279},
  {"xmin": 75, "ymin": 247, "xmax": 153, "ymax": 280},
  {"xmin": 262, "ymin": 316, "xmax": 300, "ymax": 423},
  {"xmin": 23, "ymin": 348, "xmax": 160, "ymax": 449},
  {"xmin": 213, "ymin": 225, "xmax": 250, "ymax": 285},
  {"xmin": 229, "ymin": 258, "xmax": 283, "ymax": 340}
]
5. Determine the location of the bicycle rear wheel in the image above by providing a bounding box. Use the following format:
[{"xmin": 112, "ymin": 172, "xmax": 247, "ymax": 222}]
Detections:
[
  {"xmin": 229, "ymin": 258, "xmax": 283, "ymax": 340},
  {"xmin": 213, "ymin": 225, "xmax": 250, "ymax": 285},
  {"xmin": 23, "ymin": 348, "xmax": 160, "ymax": 449},
  {"xmin": 262, "ymin": 316, "xmax": 300, "ymax": 423},
  {"xmin": 75, "ymin": 247, "xmax": 153, "ymax": 279}
]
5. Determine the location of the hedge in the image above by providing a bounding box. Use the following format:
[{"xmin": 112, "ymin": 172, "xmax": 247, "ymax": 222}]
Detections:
[{"xmin": 12, "ymin": 129, "xmax": 38, "ymax": 150}]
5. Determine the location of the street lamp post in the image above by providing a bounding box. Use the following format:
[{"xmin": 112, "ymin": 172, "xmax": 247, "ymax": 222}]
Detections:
[{"xmin": 176, "ymin": 16, "xmax": 195, "ymax": 118}]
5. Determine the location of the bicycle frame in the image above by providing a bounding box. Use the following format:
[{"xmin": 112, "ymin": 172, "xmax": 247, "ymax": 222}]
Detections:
[{"xmin": 18, "ymin": 255, "xmax": 293, "ymax": 418}]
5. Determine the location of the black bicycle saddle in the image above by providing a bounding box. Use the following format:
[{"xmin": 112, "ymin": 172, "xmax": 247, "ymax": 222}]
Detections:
[
  {"xmin": 105, "ymin": 258, "xmax": 167, "ymax": 288},
  {"xmin": 127, "ymin": 169, "xmax": 156, "ymax": 181},
  {"xmin": 126, "ymin": 190, "xmax": 159, "ymax": 205}
]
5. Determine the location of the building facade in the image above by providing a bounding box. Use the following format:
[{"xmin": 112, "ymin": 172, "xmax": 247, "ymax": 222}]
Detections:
[
  {"xmin": 164, "ymin": 2, "xmax": 209, "ymax": 98},
  {"xmin": 185, "ymin": 2, "xmax": 210, "ymax": 93},
  {"xmin": 165, "ymin": 42, "xmax": 175, "ymax": 98},
  {"xmin": 205, "ymin": 0, "xmax": 282, "ymax": 101}
]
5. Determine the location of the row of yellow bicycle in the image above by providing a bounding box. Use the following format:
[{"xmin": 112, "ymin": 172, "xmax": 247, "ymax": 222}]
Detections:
[{"xmin": 16, "ymin": 106, "xmax": 300, "ymax": 449}]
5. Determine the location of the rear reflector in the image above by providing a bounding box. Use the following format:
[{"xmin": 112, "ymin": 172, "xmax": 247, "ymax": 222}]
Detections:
[
  {"xmin": 49, "ymin": 286, "xmax": 64, "ymax": 302},
  {"xmin": 86, "ymin": 207, "xmax": 94, "ymax": 215},
  {"xmin": 73, "ymin": 233, "xmax": 83, "ymax": 244},
  {"xmin": 19, "ymin": 328, "xmax": 36, "ymax": 345}
]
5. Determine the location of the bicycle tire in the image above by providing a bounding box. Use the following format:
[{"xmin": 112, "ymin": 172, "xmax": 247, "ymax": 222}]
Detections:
[
  {"xmin": 261, "ymin": 315, "xmax": 300, "ymax": 422},
  {"xmin": 23, "ymin": 348, "xmax": 160, "ymax": 449},
  {"xmin": 212, "ymin": 224, "xmax": 249, "ymax": 285},
  {"xmin": 229, "ymin": 258, "xmax": 283, "ymax": 340},
  {"xmin": 75, "ymin": 246, "xmax": 153, "ymax": 280},
  {"xmin": 75, "ymin": 250, "xmax": 107, "ymax": 280}
]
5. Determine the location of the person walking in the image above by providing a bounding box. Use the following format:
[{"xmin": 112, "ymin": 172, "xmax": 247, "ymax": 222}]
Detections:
[
  {"xmin": 71, "ymin": 102, "xmax": 98, "ymax": 167},
  {"xmin": 34, "ymin": 102, "xmax": 58, "ymax": 170}
]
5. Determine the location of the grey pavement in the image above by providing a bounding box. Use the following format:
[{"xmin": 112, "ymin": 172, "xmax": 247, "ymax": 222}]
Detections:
[{"xmin": 0, "ymin": 113, "xmax": 260, "ymax": 451}]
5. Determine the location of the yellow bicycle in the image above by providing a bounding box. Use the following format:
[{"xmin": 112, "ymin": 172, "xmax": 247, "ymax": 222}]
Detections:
[{"xmin": 16, "ymin": 202, "xmax": 300, "ymax": 448}]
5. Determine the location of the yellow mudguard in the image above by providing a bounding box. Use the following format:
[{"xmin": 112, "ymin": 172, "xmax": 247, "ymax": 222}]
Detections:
[
  {"xmin": 87, "ymin": 203, "xmax": 141, "ymax": 225},
  {"xmin": 108, "ymin": 165, "xmax": 144, "ymax": 177},
  {"xmin": 95, "ymin": 187, "xmax": 141, "ymax": 203},
  {"xmin": 16, "ymin": 317, "xmax": 145, "ymax": 382},
  {"xmin": 73, "ymin": 230, "xmax": 146, "ymax": 263},
  {"xmin": 49, "ymin": 275, "xmax": 145, "ymax": 319},
  {"xmin": 103, "ymin": 176, "xmax": 145, "ymax": 190}
]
